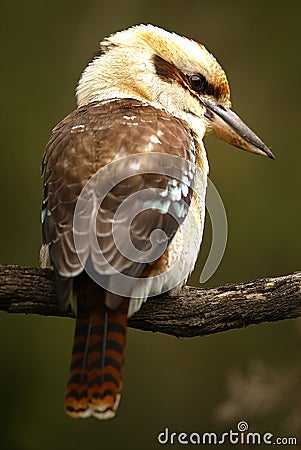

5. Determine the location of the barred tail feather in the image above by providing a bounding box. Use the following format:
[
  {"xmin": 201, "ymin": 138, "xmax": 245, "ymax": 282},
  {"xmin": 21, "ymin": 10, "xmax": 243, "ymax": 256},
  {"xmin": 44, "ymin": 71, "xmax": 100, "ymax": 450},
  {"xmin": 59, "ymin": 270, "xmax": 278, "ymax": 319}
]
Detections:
[{"xmin": 65, "ymin": 277, "xmax": 129, "ymax": 419}]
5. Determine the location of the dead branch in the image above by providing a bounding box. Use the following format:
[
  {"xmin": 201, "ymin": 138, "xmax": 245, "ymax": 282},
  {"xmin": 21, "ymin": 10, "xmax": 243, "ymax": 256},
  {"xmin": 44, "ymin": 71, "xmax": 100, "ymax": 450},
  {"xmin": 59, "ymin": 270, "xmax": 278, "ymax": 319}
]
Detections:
[{"xmin": 0, "ymin": 265, "xmax": 300, "ymax": 338}]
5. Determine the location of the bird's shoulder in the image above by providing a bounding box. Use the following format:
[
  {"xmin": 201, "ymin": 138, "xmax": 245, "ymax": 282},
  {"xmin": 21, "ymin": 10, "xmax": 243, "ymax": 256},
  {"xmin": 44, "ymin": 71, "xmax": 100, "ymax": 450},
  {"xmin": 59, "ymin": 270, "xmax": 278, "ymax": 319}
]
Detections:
[{"xmin": 43, "ymin": 98, "xmax": 193, "ymax": 169}]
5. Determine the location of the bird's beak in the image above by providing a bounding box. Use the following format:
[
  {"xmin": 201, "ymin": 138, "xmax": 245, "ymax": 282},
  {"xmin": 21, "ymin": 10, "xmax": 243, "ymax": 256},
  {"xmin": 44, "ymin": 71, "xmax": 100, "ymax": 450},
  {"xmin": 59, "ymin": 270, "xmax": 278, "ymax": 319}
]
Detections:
[{"xmin": 201, "ymin": 98, "xmax": 274, "ymax": 159}]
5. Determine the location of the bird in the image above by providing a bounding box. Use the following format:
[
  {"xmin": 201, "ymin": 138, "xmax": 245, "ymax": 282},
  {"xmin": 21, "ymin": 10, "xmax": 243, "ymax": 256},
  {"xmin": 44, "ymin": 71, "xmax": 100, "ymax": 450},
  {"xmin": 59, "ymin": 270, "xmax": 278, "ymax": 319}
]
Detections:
[{"xmin": 40, "ymin": 24, "xmax": 274, "ymax": 420}]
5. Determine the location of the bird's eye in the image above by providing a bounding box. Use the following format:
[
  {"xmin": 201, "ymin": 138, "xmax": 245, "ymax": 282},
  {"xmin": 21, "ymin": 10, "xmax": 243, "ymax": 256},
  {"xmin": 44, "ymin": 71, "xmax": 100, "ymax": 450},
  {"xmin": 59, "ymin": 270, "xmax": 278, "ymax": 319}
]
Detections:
[{"xmin": 188, "ymin": 74, "xmax": 207, "ymax": 93}]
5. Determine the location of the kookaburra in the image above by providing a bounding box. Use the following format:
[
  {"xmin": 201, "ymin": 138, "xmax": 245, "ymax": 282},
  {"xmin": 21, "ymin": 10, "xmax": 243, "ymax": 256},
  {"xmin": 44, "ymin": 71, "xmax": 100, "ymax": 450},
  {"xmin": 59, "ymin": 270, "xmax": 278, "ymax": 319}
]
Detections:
[{"xmin": 41, "ymin": 24, "xmax": 274, "ymax": 420}]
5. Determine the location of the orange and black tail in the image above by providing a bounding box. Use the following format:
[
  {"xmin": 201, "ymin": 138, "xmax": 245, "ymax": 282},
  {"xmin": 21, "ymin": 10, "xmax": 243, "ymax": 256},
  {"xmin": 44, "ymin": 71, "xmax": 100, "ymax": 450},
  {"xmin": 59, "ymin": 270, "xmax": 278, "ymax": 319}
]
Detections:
[{"xmin": 65, "ymin": 277, "xmax": 129, "ymax": 419}]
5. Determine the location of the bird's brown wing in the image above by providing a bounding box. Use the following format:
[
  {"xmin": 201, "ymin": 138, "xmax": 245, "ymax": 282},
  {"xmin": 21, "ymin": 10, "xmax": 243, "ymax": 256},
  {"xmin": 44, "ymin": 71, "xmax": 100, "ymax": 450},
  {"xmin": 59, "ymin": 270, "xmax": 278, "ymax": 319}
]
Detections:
[{"xmin": 42, "ymin": 98, "xmax": 197, "ymax": 308}]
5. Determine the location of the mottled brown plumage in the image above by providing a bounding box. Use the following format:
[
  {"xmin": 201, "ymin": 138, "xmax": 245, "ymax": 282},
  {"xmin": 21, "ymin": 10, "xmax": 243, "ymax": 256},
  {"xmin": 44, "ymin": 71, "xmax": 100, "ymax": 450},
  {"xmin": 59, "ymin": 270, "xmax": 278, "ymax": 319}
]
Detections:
[{"xmin": 42, "ymin": 98, "xmax": 195, "ymax": 304}]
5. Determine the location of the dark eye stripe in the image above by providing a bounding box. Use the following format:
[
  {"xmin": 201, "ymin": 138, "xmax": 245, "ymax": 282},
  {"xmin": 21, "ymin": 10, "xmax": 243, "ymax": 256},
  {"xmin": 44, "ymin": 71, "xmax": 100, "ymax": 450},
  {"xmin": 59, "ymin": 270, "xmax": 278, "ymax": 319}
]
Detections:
[
  {"xmin": 153, "ymin": 54, "xmax": 184, "ymax": 85},
  {"xmin": 153, "ymin": 54, "xmax": 223, "ymax": 101}
]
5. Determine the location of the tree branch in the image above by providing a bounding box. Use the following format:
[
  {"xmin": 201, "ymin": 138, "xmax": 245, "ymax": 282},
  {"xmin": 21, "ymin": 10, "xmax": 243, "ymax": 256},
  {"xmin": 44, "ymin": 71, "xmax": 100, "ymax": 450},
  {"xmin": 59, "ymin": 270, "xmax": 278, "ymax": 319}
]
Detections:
[{"xmin": 0, "ymin": 265, "xmax": 300, "ymax": 338}]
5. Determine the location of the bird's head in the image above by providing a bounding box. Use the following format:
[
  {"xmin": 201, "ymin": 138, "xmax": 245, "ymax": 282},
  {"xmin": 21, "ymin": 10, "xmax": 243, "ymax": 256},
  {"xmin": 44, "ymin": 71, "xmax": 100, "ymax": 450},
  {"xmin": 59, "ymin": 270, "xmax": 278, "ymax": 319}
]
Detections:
[{"xmin": 77, "ymin": 24, "xmax": 273, "ymax": 159}]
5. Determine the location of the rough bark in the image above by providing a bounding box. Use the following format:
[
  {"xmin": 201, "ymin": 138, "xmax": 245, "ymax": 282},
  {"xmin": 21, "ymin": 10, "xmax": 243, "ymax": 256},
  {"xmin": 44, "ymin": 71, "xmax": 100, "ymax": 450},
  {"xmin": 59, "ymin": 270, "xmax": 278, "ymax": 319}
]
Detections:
[{"xmin": 0, "ymin": 265, "xmax": 300, "ymax": 338}]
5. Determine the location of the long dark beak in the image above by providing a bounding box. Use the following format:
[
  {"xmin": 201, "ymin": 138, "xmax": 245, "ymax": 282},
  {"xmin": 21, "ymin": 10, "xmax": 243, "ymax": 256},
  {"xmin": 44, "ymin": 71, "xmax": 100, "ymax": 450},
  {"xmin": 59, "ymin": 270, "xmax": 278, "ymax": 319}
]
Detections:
[{"xmin": 201, "ymin": 98, "xmax": 274, "ymax": 159}]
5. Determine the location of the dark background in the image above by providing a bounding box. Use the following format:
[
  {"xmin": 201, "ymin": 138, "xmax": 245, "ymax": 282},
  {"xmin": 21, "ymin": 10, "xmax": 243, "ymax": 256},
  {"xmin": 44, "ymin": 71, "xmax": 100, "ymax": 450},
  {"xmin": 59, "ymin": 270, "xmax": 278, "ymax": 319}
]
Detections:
[{"xmin": 0, "ymin": 1, "xmax": 300, "ymax": 448}]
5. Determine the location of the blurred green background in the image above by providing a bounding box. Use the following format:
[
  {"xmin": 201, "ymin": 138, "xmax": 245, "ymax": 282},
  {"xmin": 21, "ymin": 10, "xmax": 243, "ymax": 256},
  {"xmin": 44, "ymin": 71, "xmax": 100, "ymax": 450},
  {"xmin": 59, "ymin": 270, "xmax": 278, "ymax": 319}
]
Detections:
[{"xmin": 0, "ymin": 1, "xmax": 300, "ymax": 449}]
